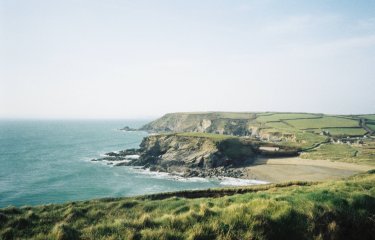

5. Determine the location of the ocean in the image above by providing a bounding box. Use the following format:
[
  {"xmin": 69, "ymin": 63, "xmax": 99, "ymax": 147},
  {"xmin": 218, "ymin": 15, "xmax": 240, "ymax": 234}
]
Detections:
[{"xmin": 0, "ymin": 120, "xmax": 264, "ymax": 208}]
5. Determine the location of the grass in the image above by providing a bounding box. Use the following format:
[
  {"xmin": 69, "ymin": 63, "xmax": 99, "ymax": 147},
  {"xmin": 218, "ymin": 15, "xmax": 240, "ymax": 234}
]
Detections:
[
  {"xmin": 367, "ymin": 124, "xmax": 375, "ymax": 131},
  {"xmin": 255, "ymin": 113, "xmax": 320, "ymax": 123},
  {"xmin": 259, "ymin": 127, "xmax": 328, "ymax": 149},
  {"xmin": 359, "ymin": 114, "xmax": 375, "ymax": 121},
  {"xmin": 285, "ymin": 116, "xmax": 360, "ymax": 129},
  {"xmin": 215, "ymin": 112, "xmax": 256, "ymax": 119},
  {"xmin": 264, "ymin": 121, "xmax": 293, "ymax": 129},
  {"xmin": 1, "ymin": 171, "xmax": 375, "ymax": 240},
  {"xmin": 322, "ymin": 127, "xmax": 367, "ymax": 137},
  {"xmin": 175, "ymin": 132, "xmax": 236, "ymax": 142},
  {"xmin": 301, "ymin": 142, "xmax": 375, "ymax": 165}
]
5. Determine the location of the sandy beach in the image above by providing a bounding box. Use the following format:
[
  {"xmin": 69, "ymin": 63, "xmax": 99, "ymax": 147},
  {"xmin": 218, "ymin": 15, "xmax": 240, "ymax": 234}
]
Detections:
[{"xmin": 243, "ymin": 157, "xmax": 374, "ymax": 183}]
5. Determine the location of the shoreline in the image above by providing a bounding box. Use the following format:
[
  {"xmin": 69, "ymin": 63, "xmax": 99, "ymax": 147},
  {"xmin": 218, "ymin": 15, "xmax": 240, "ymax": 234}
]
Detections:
[{"xmin": 93, "ymin": 151, "xmax": 374, "ymax": 185}]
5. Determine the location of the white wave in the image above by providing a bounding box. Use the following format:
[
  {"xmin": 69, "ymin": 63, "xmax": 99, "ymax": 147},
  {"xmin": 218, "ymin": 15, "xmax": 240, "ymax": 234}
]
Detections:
[
  {"xmin": 106, "ymin": 159, "xmax": 131, "ymax": 165},
  {"xmin": 125, "ymin": 154, "xmax": 139, "ymax": 159},
  {"xmin": 91, "ymin": 160, "xmax": 112, "ymax": 167},
  {"xmin": 129, "ymin": 168, "xmax": 209, "ymax": 182},
  {"xmin": 218, "ymin": 177, "xmax": 268, "ymax": 186}
]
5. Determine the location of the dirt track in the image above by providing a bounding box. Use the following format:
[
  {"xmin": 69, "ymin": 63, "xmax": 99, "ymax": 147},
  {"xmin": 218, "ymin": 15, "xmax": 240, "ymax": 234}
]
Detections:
[{"xmin": 243, "ymin": 157, "xmax": 374, "ymax": 183}]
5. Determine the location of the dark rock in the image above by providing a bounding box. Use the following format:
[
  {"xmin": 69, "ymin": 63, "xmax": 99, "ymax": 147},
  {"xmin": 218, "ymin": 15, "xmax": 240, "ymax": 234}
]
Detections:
[
  {"xmin": 106, "ymin": 152, "xmax": 119, "ymax": 157},
  {"xmin": 119, "ymin": 148, "xmax": 140, "ymax": 155},
  {"xmin": 120, "ymin": 126, "xmax": 137, "ymax": 131},
  {"xmin": 115, "ymin": 162, "xmax": 128, "ymax": 166}
]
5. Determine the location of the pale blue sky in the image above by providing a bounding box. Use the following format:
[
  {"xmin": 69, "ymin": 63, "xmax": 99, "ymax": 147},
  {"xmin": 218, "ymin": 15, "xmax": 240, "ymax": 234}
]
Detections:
[{"xmin": 1, "ymin": 0, "xmax": 375, "ymax": 118}]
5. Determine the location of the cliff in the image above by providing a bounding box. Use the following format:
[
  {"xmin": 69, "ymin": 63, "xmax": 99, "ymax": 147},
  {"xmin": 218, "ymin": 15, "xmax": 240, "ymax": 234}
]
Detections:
[
  {"xmin": 93, "ymin": 132, "xmax": 299, "ymax": 177},
  {"xmin": 139, "ymin": 112, "xmax": 256, "ymax": 136},
  {"xmin": 129, "ymin": 133, "xmax": 257, "ymax": 177}
]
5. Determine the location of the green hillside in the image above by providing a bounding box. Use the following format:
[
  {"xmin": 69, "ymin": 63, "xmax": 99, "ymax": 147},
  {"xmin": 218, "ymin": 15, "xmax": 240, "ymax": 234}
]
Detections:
[
  {"xmin": 141, "ymin": 112, "xmax": 375, "ymax": 165},
  {"xmin": 1, "ymin": 171, "xmax": 374, "ymax": 240}
]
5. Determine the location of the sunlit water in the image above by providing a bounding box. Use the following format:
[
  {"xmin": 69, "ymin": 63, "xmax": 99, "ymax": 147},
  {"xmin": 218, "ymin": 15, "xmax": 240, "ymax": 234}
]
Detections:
[{"xmin": 0, "ymin": 120, "xmax": 265, "ymax": 207}]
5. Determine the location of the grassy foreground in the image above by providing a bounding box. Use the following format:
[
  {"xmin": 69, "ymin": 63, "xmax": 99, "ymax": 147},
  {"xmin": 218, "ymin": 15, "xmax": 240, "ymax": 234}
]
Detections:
[{"xmin": 1, "ymin": 172, "xmax": 375, "ymax": 240}]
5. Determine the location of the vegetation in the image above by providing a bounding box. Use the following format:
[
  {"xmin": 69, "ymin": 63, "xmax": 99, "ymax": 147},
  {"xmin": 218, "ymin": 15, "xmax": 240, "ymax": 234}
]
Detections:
[
  {"xmin": 1, "ymin": 171, "xmax": 374, "ymax": 240},
  {"xmin": 142, "ymin": 112, "xmax": 375, "ymax": 165},
  {"xmin": 322, "ymin": 127, "xmax": 367, "ymax": 137},
  {"xmin": 264, "ymin": 121, "xmax": 292, "ymax": 129},
  {"xmin": 367, "ymin": 124, "xmax": 375, "ymax": 131},
  {"xmin": 285, "ymin": 116, "xmax": 359, "ymax": 129},
  {"xmin": 359, "ymin": 114, "xmax": 375, "ymax": 121},
  {"xmin": 301, "ymin": 141, "xmax": 375, "ymax": 165},
  {"xmin": 175, "ymin": 132, "xmax": 235, "ymax": 142},
  {"xmin": 256, "ymin": 113, "xmax": 321, "ymax": 123}
]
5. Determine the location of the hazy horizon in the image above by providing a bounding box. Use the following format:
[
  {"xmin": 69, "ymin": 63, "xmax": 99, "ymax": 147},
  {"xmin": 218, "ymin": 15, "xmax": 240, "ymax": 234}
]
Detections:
[{"xmin": 1, "ymin": 0, "xmax": 375, "ymax": 118}]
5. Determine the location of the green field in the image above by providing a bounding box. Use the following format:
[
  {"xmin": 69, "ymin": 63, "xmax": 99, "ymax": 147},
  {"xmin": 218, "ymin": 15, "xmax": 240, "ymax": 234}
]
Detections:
[
  {"xmin": 323, "ymin": 127, "xmax": 367, "ymax": 137},
  {"xmin": 359, "ymin": 115, "xmax": 375, "ymax": 121},
  {"xmin": 256, "ymin": 113, "xmax": 320, "ymax": 123},
  {"xmin": 367, "ymin": 124, "xmax": 375, "ymax": 131},
  {"xmin": 264, "ymin": 121, "xmax": 293, "ymax": 129},
  {"xmin": 285, "ymin": 116, "xmax": 359, "ymax": 129},
  {"xmin": 1, "ymin": 172, "xmax": 374, "ymax": 240}
]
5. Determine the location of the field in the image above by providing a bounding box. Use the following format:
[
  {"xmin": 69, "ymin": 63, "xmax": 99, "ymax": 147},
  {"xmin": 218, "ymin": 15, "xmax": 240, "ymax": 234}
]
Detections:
[
  {"xmin": 264, "ymin": 121, "xmax": 292, "ymax": 129},
  {"xmin": 256, "ymin": 113, "xmax": 320, "ymax": 123},
  {"xmin": 1, "ymin": 171, "xmax": 374, "ymax": 240},
  {"xmin": 367, "ymin": 124, "xmax": 375, "ymax": 131},
  {"xmin": 360, "ymin": 115, "xmax": 375, "ymax": 121},
  {"xmin": 285, "ymin": 116, "xmax": 359, "ymax": 129},
  {"xmin": 322, "ymin": 127, "xmax": 367, "ymax": 137}
]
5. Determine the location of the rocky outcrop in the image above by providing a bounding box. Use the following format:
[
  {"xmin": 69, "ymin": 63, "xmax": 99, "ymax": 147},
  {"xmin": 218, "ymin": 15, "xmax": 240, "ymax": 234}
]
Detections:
[
  {"xmin": 92, "ymin": 133, "xmax": 300, "ymax": 177},
  {"xmin": 91, "ymin": 149, "xmax": 141, "ymax": 166},
  {"xmin": 120, "ymin": 126, "xmax": 137, "ymax": 131},
  {"xmin": 129, "ymin": 134, "xmax": 256, "ymax": 177}
]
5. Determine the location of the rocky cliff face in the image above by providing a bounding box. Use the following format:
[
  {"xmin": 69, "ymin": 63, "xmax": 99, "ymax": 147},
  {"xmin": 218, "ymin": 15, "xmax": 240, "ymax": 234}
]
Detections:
[
  {"xmin": 140, "ymin": 112, "xmax": 256, "ymax": 136},
  {"xmin": 130, "ymin": 134, "xmax": 256, "ymax": 177}
]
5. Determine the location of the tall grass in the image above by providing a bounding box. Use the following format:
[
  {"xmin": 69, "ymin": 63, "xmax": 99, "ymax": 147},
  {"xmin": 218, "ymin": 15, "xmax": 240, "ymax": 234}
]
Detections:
[{"xmin": 1, "ymin": 171, "xmax": 374, "ymax": 240}]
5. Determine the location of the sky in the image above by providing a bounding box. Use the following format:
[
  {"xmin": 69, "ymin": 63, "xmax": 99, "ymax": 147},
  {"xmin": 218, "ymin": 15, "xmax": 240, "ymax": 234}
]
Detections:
[{"xmin": 1, "ymin": 0, "xmax": 375, "ymax": 119}]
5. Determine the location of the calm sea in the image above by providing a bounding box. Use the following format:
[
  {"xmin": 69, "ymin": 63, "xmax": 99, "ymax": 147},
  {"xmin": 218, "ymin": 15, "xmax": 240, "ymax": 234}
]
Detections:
[{"xmin": 0, "ymin": 120, "xmax": 264, "ymax": 208}]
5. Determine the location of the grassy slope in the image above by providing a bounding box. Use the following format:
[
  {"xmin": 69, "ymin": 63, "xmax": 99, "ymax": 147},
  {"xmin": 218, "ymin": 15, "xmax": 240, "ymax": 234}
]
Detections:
[
  {"xmin": 1, "ymin": 171, "xmax": 374, "ymax": 240},
  {"xmin": 301, "ymin": 140, "xmax": 375, "ymax": 165}
]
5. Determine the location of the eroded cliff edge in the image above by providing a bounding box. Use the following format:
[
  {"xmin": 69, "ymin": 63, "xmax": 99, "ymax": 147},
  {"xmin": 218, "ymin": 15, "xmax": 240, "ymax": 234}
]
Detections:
[
  {"xmin": 133, "ymin": 134, "xmax": 256, "ymax": 177},
  {"xmin": 94, "ymin": 133, "xmax": 298, "ymax": 178}
]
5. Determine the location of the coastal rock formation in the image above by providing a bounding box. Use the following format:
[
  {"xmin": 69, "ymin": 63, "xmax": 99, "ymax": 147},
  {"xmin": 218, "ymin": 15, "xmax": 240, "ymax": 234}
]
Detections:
[
  {"xmin": 120, "ymin": 126, "xmax": 137, "ymax": 131},
  {"xmin": 92, "ymin": 133, "xmax": 299, "ymax": 176},
  {"xmin": 139, "ymin": 112, "xmax": 256, "ymax": 136},
  {"xmin": 129, "ymin": 134, "xmax": 257, "ymax": 177}
]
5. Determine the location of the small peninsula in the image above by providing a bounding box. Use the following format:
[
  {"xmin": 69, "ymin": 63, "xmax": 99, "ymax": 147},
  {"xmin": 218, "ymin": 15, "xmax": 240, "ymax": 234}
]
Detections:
[{"xmin": 95, "ymin": 112, "xmax": 375, "ymax": 182}]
